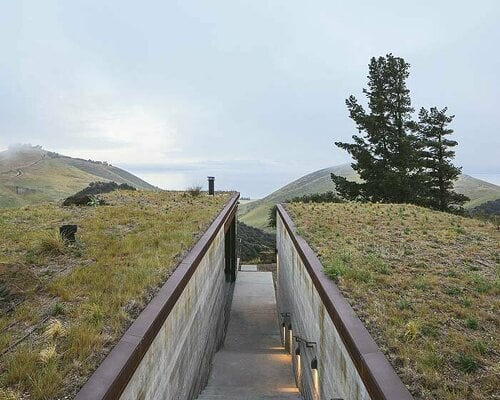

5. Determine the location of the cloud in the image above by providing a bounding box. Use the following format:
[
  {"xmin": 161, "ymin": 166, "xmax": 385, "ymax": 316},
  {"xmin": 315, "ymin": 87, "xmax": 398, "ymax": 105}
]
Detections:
[{"xmin": 57, "ymin": 104, "xmax": 180, "ymax": 164}]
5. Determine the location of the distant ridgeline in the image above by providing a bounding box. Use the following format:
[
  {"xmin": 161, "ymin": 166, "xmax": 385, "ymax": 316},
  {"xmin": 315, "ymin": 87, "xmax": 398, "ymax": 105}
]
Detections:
[
  {"xmin": 239, "ymin": 164, "xmax": 500, "ymax": 231},
  {"xmin": 0, "ymin": 144, "xmax": 156, "ymax": 208}
]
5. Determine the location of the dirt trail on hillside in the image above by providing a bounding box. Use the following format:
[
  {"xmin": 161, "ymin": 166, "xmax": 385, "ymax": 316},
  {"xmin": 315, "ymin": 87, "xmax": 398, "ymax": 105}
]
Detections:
[{"xmin": 4, "ymin": 155, "xmax": 46, "ymax": 178}]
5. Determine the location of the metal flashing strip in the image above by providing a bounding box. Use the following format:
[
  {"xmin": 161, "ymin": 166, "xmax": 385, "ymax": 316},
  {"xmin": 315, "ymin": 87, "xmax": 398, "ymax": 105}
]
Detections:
[
  {"xmin": 276, "ymin": 204, "xmax": 412, "ymax": 400},
  {"xmin": 75, "ymin": 193, "xmax": 240, "ymax": 400}
]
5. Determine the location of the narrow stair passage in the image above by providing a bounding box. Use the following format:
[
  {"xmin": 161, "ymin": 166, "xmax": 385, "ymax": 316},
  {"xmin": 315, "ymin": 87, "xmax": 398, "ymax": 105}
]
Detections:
[{"xmin": 197, "ymin": 269, "xmax": 302, "ymax": 400}]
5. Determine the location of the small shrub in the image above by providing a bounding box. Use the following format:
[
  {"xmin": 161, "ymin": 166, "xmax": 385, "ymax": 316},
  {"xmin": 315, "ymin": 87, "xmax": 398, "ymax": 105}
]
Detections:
[
  {"xmin": 465, "ymin": 317, "xmax": 478, "ymax": 330},
  {"xmin": 187, "ymin": 185, "xmax": 203, "ymax": 197},
  {"xmin": 404, "ymin": 321, "xmax": 419, "ymax": 341},
  {"xmin": 345, "ymin": 268, "xmax": 372, "ymax": 283},
  {"xmin": 421, "ymin": 323, "xmax": 440, "ymax": 337},
  {"xmin": 460, "ymin": 297, "xmax": 472, "ymax": 308},
  {"xmin": 324, "ymin": 259, "xmax": 348, "ymax": 282},
  {"xmin": 51, "ymin": 302, "xmax": 65, "ymax": 316},
  {"xmin": 444, "ymin": 285, "xmax": 461, "ymax": 296},
  {"xmin": 472, "ymin": 340, "xmax": 487, "ymax": 355},
  {"xmin": 397, "ymin": 297, "xmax": 412, "ymax": 310},
  {"xmin": 25, "ymin": 249, "xmax": 38, "ymax": 264},
  {"xmin": 85, "ymin": 303, "xmax": 104, "ymax": 325},
  {"xmin": 87, "ymin": 195, "xmax": 104, "ymax": 207},
  {"xmin": 415, "ymin": 277, "xmax": 429, "ymax": 291},
  {"xmin": 422, "ymin": 351, "xmax": 443, "ymax": 369},
  {"xmin": 289, "ymin": 191, "xmax": 343, "ymax": 204},
  {"xmin": 457, "ymin": 353, "xmax": 478, "ymax": 373}
]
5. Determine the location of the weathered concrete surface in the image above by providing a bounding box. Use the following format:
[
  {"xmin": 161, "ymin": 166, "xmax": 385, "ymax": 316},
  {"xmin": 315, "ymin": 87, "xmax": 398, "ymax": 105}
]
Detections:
[
  {"xmin": 119, "ymin": 228, "xmax": 233, "ymax": 400},
  {"xmin": 240, "ymin": 264, "xmax": 258, "ymax": 272},
  {"xmin": 276, "ymin": 217, "xmax": 371, "ymax": 400},
  {"xmin": 197, "ymin": 271, "xmax": 302, "ymax": 400}
]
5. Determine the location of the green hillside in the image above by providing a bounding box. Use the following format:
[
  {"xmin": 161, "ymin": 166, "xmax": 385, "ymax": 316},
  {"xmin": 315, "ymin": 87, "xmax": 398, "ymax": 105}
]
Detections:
[
  {"xmin": 240, "ymin": 164, "xmax": 500, "ymax": 231},
  {"xmin": 287, "ymin": 202, "xmax": 499, "ymax": 399},
  {"xmin": 0, "ymin": 145, "xmax": 156, "ymax": 208}
]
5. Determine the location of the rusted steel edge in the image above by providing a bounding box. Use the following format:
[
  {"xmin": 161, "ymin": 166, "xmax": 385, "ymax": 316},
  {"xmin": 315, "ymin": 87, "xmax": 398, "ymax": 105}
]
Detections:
[
  {"xmin": 276, "ymin": 204, "xmax": 413, "ymax": 400},
  {"xmin": 75, "ymin": 193, "xmax": 240, "ymax": 400}
]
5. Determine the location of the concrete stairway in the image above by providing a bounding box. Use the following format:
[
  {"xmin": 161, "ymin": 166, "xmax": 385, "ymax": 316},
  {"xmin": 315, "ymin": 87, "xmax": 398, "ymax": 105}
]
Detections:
[{"xmin": 196, "ymin": 269, "xmax": 302, "ymax": 400}]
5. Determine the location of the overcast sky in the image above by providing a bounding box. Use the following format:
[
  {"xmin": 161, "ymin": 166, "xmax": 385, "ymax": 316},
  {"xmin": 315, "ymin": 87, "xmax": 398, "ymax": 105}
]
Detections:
[{"xmin": 1, "ymin": 1, "xmax": 499, "ymax": 197}]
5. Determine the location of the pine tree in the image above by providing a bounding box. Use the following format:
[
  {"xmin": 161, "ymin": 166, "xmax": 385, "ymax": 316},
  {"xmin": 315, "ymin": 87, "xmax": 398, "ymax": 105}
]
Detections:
[
  {"xmin": 332, "ymin": 54, "xmax": 425, "ymax": 204},
  {"xmin": 417, "ymin": 107, "xmax": 469, "ymax": 211}
]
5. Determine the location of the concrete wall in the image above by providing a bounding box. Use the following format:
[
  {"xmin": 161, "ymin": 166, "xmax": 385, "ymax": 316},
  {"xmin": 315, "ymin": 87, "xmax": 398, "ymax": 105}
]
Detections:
[
  {"xmin": 76, "ymin": 194, "xmax": 239, "ymax": 400},
  {"xmin": 120, "ymin": 226, "xmax": 232, "ymax": 400},
  {"xmin": 276, "ymin": 206, "xmax": 412, "ymax": 400}
]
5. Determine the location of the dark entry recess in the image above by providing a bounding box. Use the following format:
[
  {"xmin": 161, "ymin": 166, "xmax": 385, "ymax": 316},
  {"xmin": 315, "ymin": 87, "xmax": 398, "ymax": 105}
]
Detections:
[{"xmin": 224, "ymin": 217, "xmax": 237, "ymax": 282}]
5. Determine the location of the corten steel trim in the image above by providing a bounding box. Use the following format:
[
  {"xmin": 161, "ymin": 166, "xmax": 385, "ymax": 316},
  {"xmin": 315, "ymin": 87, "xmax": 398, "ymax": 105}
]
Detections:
[
  {"xmin": 224, "ymin": 205, "xmax": 238, "ymax": 233},
  {"xmin": 276, "ymin": 204, "xmax": 413, "ymax": 400},
  {"xmin": 75, "ymin": 193, "xmax": 240, "ymax": 400}
]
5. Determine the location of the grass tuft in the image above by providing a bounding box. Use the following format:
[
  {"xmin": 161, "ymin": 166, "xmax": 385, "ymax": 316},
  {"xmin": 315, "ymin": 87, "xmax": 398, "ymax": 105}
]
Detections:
[
  {"xmin": 465, "ymin": 317, "xmax": 479, "ymax": 330},
  {"xmin": 43, "ymin": 319, "xmax": 66, "ymax": 340},
  {"xmin": 397, "ymin": 297, "xmax": 412, "ymax": 310},
  {"xmin": 472, "ymin": 340, "xmax": 487, "ymax": 355},
  {"xmin": 36, "ymin": 231, "xmax": 66, "ymax": 256},
  {"xmin": 324, "ymin": 257, "xmax": 348, "ymax": 282},
  {"xmin": 50, "ymin": 302, "xmax": 66, "ymax": 316},
  {"xmin": 404, "ymin": 321, "xmax": 419, "ymax": 341},
  {"xmin": 457, "ymin": 353, "xmax": 478, "ymax": 374},
  {"xmin": 38, "ymin": 345, "xmax": 58, "ymax": 364}
]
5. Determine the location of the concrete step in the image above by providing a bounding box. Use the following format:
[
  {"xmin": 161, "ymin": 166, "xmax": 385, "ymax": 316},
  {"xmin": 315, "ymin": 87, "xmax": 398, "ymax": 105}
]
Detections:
[
  {"xmin": 197, "ymin": 396, "xmax": 302, "ymax": 399},
  {"xmin": 197, "ymin": 392, "xmax": 302, "ymax": 399},
  {"xmin": 197, "ymin": 386, "xmax": 302, "ymax": 399}
]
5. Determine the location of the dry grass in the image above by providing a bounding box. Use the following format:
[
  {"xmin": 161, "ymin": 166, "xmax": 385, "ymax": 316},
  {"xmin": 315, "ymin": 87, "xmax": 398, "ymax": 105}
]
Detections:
[
  {"xmin": 0, "ymin": 190, "xmax": 231, "ymax": 399},
  {"xmin": 286, "ymin": 202, "xmax": 499, "ymax": 400}
]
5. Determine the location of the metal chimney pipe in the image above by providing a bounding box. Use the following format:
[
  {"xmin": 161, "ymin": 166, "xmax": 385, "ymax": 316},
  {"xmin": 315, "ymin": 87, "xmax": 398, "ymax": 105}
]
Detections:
[{"xmin": 207, "ymin": 176, "xmax": 215, "ymax": 195}]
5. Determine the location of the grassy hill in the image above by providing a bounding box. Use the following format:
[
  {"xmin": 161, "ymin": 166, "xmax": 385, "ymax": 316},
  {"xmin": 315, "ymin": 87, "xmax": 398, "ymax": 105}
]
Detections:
[
  {"xmin": 287, "ymin": 202, "xmax": 499, "ymax": 399},
  {"xmin": 240, "ymin": 164, "xmax": 500, "ymax": 231},
  {"xmin": 0, "ymin": 191, "xmax": 231, "ymax": 399},
  {"xmin": 0, "ymin": 145, "xmax": 156, "ymax": 208}
]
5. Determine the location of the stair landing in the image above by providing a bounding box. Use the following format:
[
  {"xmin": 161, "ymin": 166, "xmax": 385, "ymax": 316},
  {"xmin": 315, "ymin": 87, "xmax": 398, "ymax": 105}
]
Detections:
[{"xmin": 196, "ymin": 270, "xmax": 301, "ymax": 400}]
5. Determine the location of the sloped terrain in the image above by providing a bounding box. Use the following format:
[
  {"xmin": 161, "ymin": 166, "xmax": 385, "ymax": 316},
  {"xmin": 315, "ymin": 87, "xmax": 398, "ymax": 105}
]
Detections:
[
  {"xmin": 238, "ymin": 222, "xmax": 275, "ymax": 263},
  {"xmin": 287, "ymin": 202, "xmax": 499, "ymax": 399},
  {"xmin": 0, "ymin": 191, "xmax": 231, "ymax": 399},
  {"xmin": 240, "ymin": 164, "xmax": 500, "ymax": 231},
  {"xmin": 0, "ymin": 145, "xmax": 156, "ymax": 208}
]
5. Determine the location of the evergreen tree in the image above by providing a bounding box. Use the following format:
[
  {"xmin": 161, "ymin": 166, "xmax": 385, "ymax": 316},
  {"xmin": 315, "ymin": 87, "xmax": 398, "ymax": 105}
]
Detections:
[
  {"xmin": 332, "ymin": 54, "xmax": 425, "ymax": 204},
  {"xmin": 417, "ymin": 107, "xmax": 469, "ymax": 211}
]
